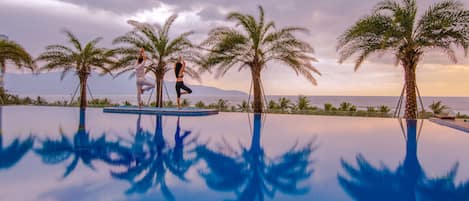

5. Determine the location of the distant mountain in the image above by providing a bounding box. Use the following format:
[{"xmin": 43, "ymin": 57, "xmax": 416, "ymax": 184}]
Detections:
[{"xmin": 4, "ymin": 72, "xmax": 247, "ymax": 96}]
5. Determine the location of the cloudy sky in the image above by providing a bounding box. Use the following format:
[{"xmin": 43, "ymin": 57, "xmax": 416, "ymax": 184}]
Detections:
[{"xmin": 1, "ymin": 0, "xmax": 468, "ymax": 96}]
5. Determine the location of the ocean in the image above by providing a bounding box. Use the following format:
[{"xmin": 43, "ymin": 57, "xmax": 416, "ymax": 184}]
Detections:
[{"xmin": 25, "ymin": 94, "xmax": 469, "ymax": 115}]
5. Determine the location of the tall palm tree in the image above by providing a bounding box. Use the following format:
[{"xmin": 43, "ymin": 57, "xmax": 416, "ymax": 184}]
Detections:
[
  {"xmin": 36, "ymin": 30, "xmax": 115, "ymax": 109},
  {"xmin": 338, "ymin": 120, "xmax": 469, "ymax": 200},
  {"xmin": 201, "ymin": 6, "xmax": 320, "ymax": 113},
  {"xmin": 113, "ymin": 15, "xmax": 201, "ymax": 107},
  {"xmin": 196, "ymin": 114, "xmax": 316, "ymax": 201},
  {"xmin": 0, "ymin": 38, "xmax": 35, "ymax": 89},
  {"xmin": 0, "ymin": 107, "xmax": 34, "ymax": 170},
  {"xmin": 337, "ymin": 0, "xmax": 469, "ymax": 119}
]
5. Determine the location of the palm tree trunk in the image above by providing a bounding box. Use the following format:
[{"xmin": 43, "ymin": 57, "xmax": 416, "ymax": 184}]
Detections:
[
  {"xmin": 0, "ymin": 61, "xmax": 5, "ymax": 89},
  {"xmin": 251, "ymin": 67, "xmax": 263, "ymax": 113},
  {"xmin": 79, "ymin": 75, "xmax": 88, "ymax": 109},
  {"xmin": 155, "ymin": 77, "xmax": 164, "ymax": 108},
  {"xmin": 404, "ymin": 64, "xmax": 418, "ymax": 119}
]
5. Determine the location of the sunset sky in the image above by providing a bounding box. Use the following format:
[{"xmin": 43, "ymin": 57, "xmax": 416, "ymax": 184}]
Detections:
[{"xmin": 1, "ymin": 0, "xmax": 468, "ymax": 96}]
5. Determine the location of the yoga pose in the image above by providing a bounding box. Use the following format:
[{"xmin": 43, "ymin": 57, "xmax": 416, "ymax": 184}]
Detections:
[
  {"xmin": 135, "ymin": 49, "xmax": 155, "ymax": 108},
  {"xmin": 175, "ymin": 56, "xmax": 192, "ymax": 109}
]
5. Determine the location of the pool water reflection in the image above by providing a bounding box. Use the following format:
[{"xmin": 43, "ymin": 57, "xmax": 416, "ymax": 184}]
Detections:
[{"xmin": 0, "ymin": 106, "xmax": 469, "ymax": 201}]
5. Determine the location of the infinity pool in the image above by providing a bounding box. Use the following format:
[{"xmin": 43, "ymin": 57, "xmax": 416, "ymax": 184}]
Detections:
[{"xmin": 1, "ymin": 106, "xmax": 469, "ymax": 201}]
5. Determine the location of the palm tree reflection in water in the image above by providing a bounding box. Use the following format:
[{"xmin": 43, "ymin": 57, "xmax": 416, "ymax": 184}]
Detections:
[
  {"xmin": 34, "ymin": 109, "xmax": 129, "ymax": 178},
  {"xmin": 111, "ymin": 115, "xmax": 198, "ymax": 201},
  {"xmin": 0, "ymin": 107, "xmax": 34, "ymax": 170},
  {"xmin": 339, "ymin": 120, "xmax": 469, "ymax": 201},
  {"xmin": 196, "ymin": 113, "xmax": 316, "ymax": 201}
]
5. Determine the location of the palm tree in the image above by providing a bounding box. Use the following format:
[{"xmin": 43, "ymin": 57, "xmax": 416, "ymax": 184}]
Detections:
[
  {"xmin": 429, "ymin": 101, "xmax": 449, "ymax": 115},
  {"xmin": 36, "ymin": 30, "xmax": 115, "ymax": 109},
  {"xmin": 278, "ymin": 97, "xmax": 292, "ymax": 112},
  {"xmin": 268, "ymin": 99, "xmax": 278, "ymax": 110},
  {"xmin": 296, "ymin": 95, "xmax": 311, "ymax": 111},
  {"xmin": 237, "ymin": 100, "xmax": 250, "ymax": 112},
  {"xmin": 379, "ymin": 105, "xmax": 391, "ymax": 114},
  {"xmin": 339, "ymin": 102, "xmax": 354, "ymax": 111},
  {"xmin": 195, "ymin": 100, "xmax": 206, "ymax": 108},
  {"xmin": 338, "ymin": 120, "xmax": 469, "ymax": 200},
  {"xmin": 113, "ymin": 15, "xmax": 200, "ymax": 107},
  {"xmin": 337, "ymin": 0, "xmax": 469, "ymax": 119},
  {"xmin": 0, "ymin": 107, "xmax": 34, "ymax": 170},
  {"xmin": 0, "ymin": 38, "xmax": 35, "ymax": 89},
  {"xmin": 35, "ymin": 109, "xmax": 129, "ymax": 177},
  {"xmin": 196, "ymin": 114, "xmax": 315, "ymax": 201},
  {"xmin": 111, "ymin": 115, "xmax": 198, "ymax": 200},
  {"xmin": 201, "ymin": 6, "xmax": 320, "ymax": 113},
  {"xmin": 216, "ymin": 99, "xmax": 229, "ymax": 111}
]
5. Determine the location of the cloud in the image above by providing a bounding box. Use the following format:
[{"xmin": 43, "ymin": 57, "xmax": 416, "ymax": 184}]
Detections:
[
  {"xmin": 1, "ymin": 0, "xmax": 468, "ymax": 96},
  {"xmin": 58, "ymin": 0, "xmax": 160, "ymax": 14}
]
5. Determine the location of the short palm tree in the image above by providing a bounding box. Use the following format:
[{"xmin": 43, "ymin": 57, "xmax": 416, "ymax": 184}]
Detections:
[
  {"xmin": 429, "ymin": 101, "xmax": 449, "ymax": 115},
  {"xmin": 339, "ymin": 102, "xmax": 354, "ymax": 111},
  {"xmin": 201, "ymin": 6, "xmax": 320, "ymax": 113},
  {"xmin": 337, "ymin": 0, "xmax": 469, "ymax": 119},
  {"xmin": 0, "ymin": 38, "xmax": 35, "ymax": 89},
  {"xmin": 113, "ymin": 15, "xmax": 200, "ymax": 107},
  {"xmin": 268, "ymin": 99, "xmax": 279, "ymax": 110},
  {"xmin": 296, "ymin": 95, "xmax": 311, "ymax": 111},
  {"xmin": 278, "ymin": 97, "xmax": 292, "ymax": 112},
  {"xmin": 237, "ymin": 100, "xmax": 250, "ymax": 112},
  {"xmin": 36, "ymin": 30, "xmax": 115, "ymax": 109}
]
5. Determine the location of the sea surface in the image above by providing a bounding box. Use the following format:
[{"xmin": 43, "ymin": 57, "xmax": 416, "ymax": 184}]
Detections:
[{"xmin": 30, "ymin": 94, "xmax": 469, "ymax": 114}]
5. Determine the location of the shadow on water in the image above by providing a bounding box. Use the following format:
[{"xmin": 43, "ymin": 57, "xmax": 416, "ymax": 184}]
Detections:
[
  {"xmin": 196, "ymin": 113, "xmax": 316, "ymax": 201},
  {"xmin": 34, "ymin": 109, "xmax": 130, "ymax": 178},
  {"xmin": 111, "ymin": 114, "xmax": 198, "ymax": 201},
  {"xmin": 338, "ymin": 119, "xmax": 469, "ymax": 201},
  {"xmin": 0, "ymin": 107, "xmax": 34, "ymax": 170}
]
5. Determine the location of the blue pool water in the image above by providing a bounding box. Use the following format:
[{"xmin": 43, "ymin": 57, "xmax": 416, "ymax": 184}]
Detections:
[{"xmin": 1, "ymin": 106, "xmax": 469, "ymax": 201}]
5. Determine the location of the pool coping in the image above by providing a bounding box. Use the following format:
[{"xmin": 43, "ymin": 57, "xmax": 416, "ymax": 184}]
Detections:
[
  {"xmin": 429, "ymin": 118, "xmax": 469, "ymax": 133},
  {"xmin": 103, "ymin": 106, "xmax": 219, "ymax": 116}
]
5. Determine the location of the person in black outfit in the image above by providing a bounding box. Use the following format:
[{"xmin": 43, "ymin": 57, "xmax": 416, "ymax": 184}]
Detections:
[{"xmin": 174, "ymin": 56, "xmax": 192, "ymax": 109}]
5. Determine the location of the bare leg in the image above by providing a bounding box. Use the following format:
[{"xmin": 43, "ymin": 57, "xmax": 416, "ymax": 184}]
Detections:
[
  {"xmin": 177, "ymin": 98, "xmax": 181, "ymax": 109},
  {"xmin": 138, "ymin": 79, "xmax": 155, "ymax": 94},
  {"xmin": 137, "ymin": 86, "xmax": 143, "ymax": 108}
]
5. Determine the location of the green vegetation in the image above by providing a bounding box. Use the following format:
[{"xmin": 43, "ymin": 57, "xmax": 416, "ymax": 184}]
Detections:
[
  {"xmin": 36, "ymin": 30, "xmax": 115, "ymax": 109},
  {"xmin": 0, "ymin": 39, "xmax": 35, "ymax": 89},
  {"xmin": 195, "ymin": 101, "xmax": 205, "ymax": 108},
  {"xmin": 190, "ymin": 96, "xmax": 395, "ymax": 117},
  {"xmin": 2, "ymin": 90, "xmax": 468, "ymax": 119},
  {"xmin": 337, "ymin": 0, "xmax": 469, "ymax": 119},
  {"xmin": 456, "ymin": 112, "xmax": 469, "ymax": 119},
  {"xmin": 429, "ymin": 101, "xmax": 449, "ymax": 115},
  {"xmin": 200, "ymin": 6, "xmax": 320, "ymax": 113}
]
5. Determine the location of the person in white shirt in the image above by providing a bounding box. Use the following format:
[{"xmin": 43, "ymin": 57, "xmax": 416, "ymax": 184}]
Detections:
[{"xmin": 135, "ymin": 49, "xmax": 154, "ymax": 108}]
